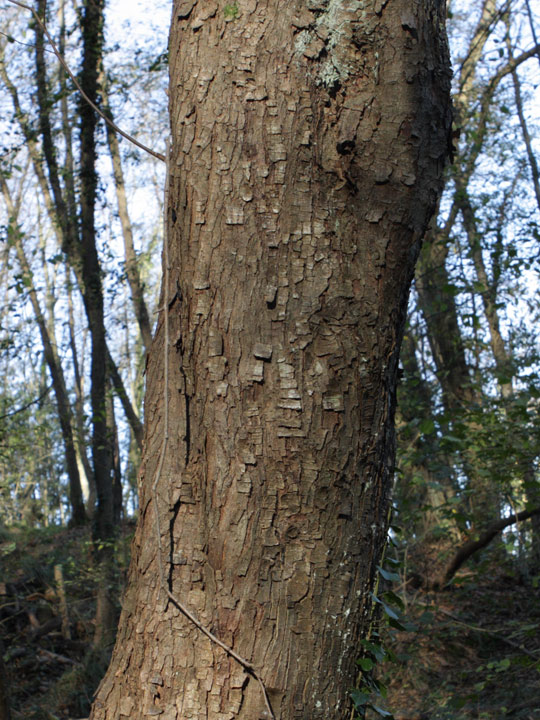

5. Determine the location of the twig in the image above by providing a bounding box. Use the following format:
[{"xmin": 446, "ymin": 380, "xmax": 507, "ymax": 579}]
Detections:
[
  {"xmin": 0, "ymin": 28, "xmax": 53, "ymax": 51},
  {"xmin": 505, "ymin": 694, "xmax": 540, "ymax": 715},
  {"xmin": 54, "ymin": 564, "xmax": 71, "ymax": 640},
  {"xmin": 6, "ymin": 0, "xmax": 165, "ymax": 163},
  {"xmin": 150, "ymin": 145, "xmax": 276, "ymax": 720},
  {"xmin": 430, "ymin": 506, "xmax": 540, "ymax": 589},
  {"xmin": 0, "ymin": 383, "xmax": 52, "ymax": 420},
  {"xmin": 434, "ymin": 606, "xmax": 539, "ymax": 661},
  {"xmin": 37, "ymin": 648, "xmax": 76, "ymax": 665}
]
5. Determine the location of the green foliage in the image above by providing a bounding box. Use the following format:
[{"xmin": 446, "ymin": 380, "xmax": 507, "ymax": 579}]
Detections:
[
  {"xmin": 352, "ymin": 564, "xmax": 412, "ymax": 718},
  {"xmin": 0, "ymin": 385, "xmax": 67, "ymax": 527}
]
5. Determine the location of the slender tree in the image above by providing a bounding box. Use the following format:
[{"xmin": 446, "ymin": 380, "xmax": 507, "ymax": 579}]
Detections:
[
  {"xmin": 400, "ymin": 0, "xmax": 540, "ymax": 572},
  {"xmin": 1, "ymin": 175, "xmax": 86, "ymax": 525}
]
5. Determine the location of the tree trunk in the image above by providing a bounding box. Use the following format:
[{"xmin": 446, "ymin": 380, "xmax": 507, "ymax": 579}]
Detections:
[
  {"xmin": 415, "ymin": 230, "xmax": 476, "ymax": 411},
  {"xmin": 396, "ymin": 327, "xmax": 461, "ymax": 582},
  {"xmin": 0, "ymin": 640, "xmax": 10, "ymax": 720},
  {"xmin": 101, "ymin": 72, "xmax": 154, "ymax": 355},
  {"xmin": 76, "ymin": 0, "xmax": 119, "ymax": 647},
  {"xmin": 66, "ymin": 272, "xmax": 96, "ymax": 513},
  {"xmin": 2, "ymin": 24, "xmax": 146, "ymax": 455},
  {"xmin": 91, "ymin": 2, "xmax": 451, "ymax": 719}
]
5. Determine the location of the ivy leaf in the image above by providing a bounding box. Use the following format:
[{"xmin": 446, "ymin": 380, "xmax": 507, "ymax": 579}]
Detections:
[
  {"xmin": 381, "ymin": 601, "xmax": 400, "ymax": 620},
  {"xmin": 361, "ymin": 640, "xmax": 386, "ymax": 663},
  {"xmin": 369, "ymin": 704, "xmax": 394, "ymax": 718},
  {"xmin": 351, "ymin": 689, "xmax": 370, "ymax": 709},
  {"xmin": 377, "ymin": 565, "xmax": 400, "ymax": 582},
  {"xmin": 358, "ymin": 657, "xmax": 374, "ymax": 672},
  {"xmin": 383, "ymin": 590, "xmax": 405, "ymax": 610}
]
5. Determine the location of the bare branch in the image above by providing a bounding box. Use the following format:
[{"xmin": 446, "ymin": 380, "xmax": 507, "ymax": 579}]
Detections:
[
  {"xmin": 430, "ymin": 507, "xmax": 540, "ymax": 590},
  {"xmin": 6, "ymin": 0, "xmax": 166, "ymax": 163}
]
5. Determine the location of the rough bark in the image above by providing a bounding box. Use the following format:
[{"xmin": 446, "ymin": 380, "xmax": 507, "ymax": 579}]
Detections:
[
  {"xmin": 78, "ymin": 0, "xmax": 112, "ymax": 543},
  {"xmin": 91, "ymin": 2, "xmax": 451, "ymax": 719}
]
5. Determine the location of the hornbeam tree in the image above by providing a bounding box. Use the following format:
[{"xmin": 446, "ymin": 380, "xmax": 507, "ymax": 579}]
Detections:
[{"xmin": 91, "ymin": 2, "xmax": 451, "ymax": 718}]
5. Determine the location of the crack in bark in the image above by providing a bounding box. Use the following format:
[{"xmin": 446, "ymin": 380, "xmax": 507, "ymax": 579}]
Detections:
[
  {"xmin": 180, "ymin": 367, "xmax": 191, "ymax": 467},
  {"xmin": 235, "ymin": 674, "xmax": 251, "ymax": 717},
  {"xmin": 168, "ymin": 498, "xmax": 182, "ymax": 594}
]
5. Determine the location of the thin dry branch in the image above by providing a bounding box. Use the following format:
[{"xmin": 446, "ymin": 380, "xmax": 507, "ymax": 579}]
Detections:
[
  {"xmin": 0, "ymin": 384, "xmax": 52, "ymax": 420},
  {"xmin": 6, "ymin": 0, "xmax": 165, "ymax": 163},
  {"xmin": 435, "ymin": 606, "xmax": 539, "ymax": 661},
  {"xmin": 524, "ymin": 0, "xmax": 540, "ymax": 69},
  {"xmin": 504, "ymin": 23, "xmax": 540, "ymax": 213}
]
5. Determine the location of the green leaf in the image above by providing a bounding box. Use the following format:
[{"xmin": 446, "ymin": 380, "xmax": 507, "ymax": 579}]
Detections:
[
  {"xmin": 381, "ymin": 601, "xmax": 399, "ymax": 620},
  {"xmin": 1, "ymin": 541, "xmax": 16, "ymax": 556},
  {"xmin": 447, "ymin": 695, "xmax": 467, "ymax": 710},
  {"xmin": 383, "ymin": 590, "xmax": 405, "ymax": 610},
  {"xmin": 369, "ymin": 704, "xmax": 394, "ymax": 717},
  {"xmin": 361, "ymin": 640, "xmax": 386, "ymax": 663},
  {"xmin": 224, "ymin": 2, "xmax": 239, "ymax": 19},
  {"xmin": 372, "ymin": 678, "xmax": 388, "ymax": 697},
  {"xmin": 388, "ymin": 616, "xmax": 417, "ymax": 632},
  {"xmin": 351, "ymin": 689, "xmax": 370, "ymax": 709},
  {"xmin": 377, "ymin": 565, "xmax": 400, "ymax": 582},
  {"xmin": 443, "ymin": 434, "xmax": 463, "ymax": 445},
  {"xmin": 419, "ymin": 418, "xmax": 436, "ymax": 435},
  {"xmin": 358, "ymin": 657, "xmax": 374, "ymax": 672}
]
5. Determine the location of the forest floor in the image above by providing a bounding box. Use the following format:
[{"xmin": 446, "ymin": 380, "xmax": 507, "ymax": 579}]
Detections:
[
  {"xmin": 0, "ymin": 523, "xmax": 130, "ymax": 720},
  {"xmin": 365, "ymin": 558, "xmax": 540, "ymax": 720},
  {"xmin": 0, "ymin": 524, "xmax": 539, "ymax": 719}
]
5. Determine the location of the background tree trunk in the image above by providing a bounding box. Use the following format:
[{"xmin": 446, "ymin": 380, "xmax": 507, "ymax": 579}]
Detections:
[
  {"xmin": 1, "ymin": 174, "xmax": 87, "ymax": 526},
  {"xmin": 0, "ymin": 641, "xmax": 10, "ymax": 720},
  {"xmin": 91, "ymin": 2, "xmax": 451, "ymax": 718}
]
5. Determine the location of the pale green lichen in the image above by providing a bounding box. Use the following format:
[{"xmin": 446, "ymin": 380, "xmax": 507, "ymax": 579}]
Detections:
[
  {"xmin": 297, "ymin": 0, "xmax": 378, "ymax": 88},
  {"xmin": 316, "ymin": 0, "xmax": 365, "ymax": 86},
  {"xmin": 224, "ymin": 2, "xmax": 239, "ymax": 20},
  {"xmin": 294, "ymin": 29, "xmax": 312, "ymax": 55}
]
